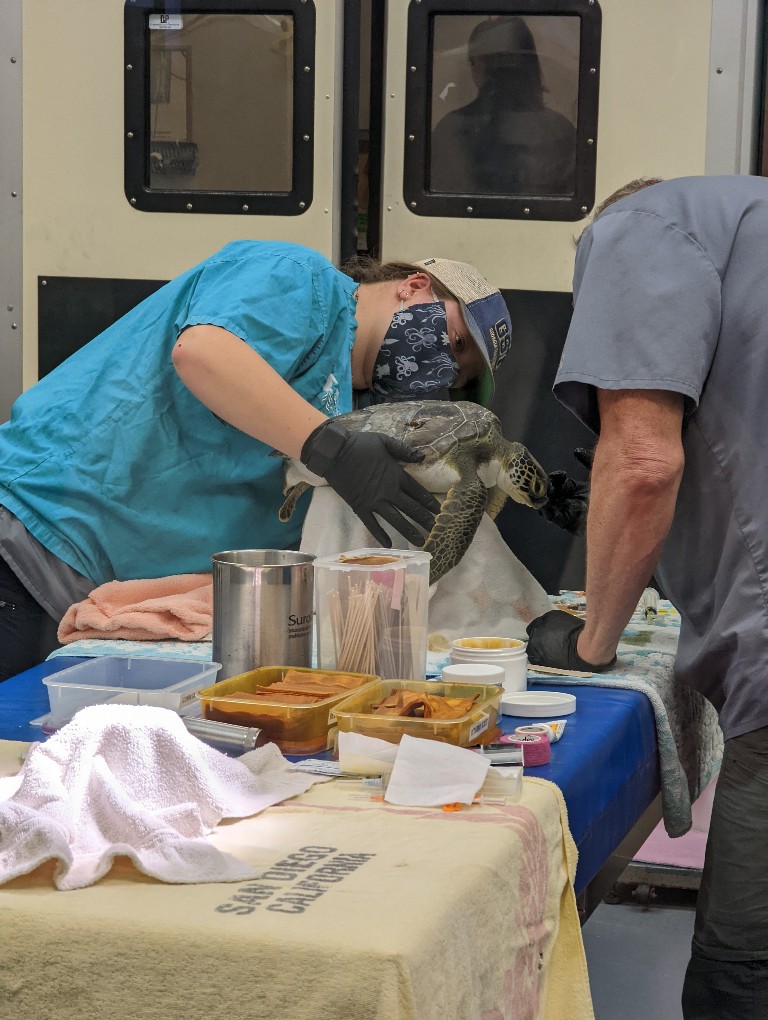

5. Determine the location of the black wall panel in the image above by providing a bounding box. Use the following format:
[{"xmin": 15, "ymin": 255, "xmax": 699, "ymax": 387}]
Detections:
[
  {"xmin": 490, "ymin": 288, "xmax": 594, "ymax": 594},
  {"xmin": 38, "ymin": 276, "xmax": 167, "ymax": 380}
]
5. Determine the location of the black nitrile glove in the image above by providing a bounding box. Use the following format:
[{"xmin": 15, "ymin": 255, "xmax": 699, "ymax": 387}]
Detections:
[
  {"xmin": 526, "ymin": 610, "xmax": 616, "ymax": 673},
  {"xmin": 573, "ymin": 447, "xmax": 594, "ymax": 471},
  {"xmin": 537, "ymin": 446, "xmax": 595, "ymax": 535},
  {"xmin": 301, "ymin": 419, "xmax": 440, "ymax": 549},
  {"xmin": 538, "ymin": 471, "xmax": 589, "ymax": 535}
]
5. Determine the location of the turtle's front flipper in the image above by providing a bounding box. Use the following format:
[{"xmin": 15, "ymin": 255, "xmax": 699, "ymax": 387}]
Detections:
[
  {"xmin": 485, "ymin": 485, "xmax": 508, "ymax": 521},
  {"xmin": 279, "ymin": 482, "xmax": 310, "ymax": 522},
  {"xmin": 423, "ymin": 477, "xmax": 487, "ymax": 585}
]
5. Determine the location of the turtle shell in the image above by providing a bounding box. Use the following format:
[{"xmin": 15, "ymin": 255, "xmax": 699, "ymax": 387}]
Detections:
[{"xmin": 336, "ymin": 400, "xmax": 499, "ymax": 470}]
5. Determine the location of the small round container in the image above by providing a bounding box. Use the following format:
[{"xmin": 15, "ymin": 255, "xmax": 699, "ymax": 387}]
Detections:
[
  {"xmin": 449, "ymin": 636, "xmax": 528, "ymax": 694},
  {"xmin": 441, "ymin": 662, "xmax": 506, "ymax": 687}
]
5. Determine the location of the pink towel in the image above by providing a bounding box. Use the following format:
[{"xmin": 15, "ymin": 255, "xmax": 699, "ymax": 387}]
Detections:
[{"xmin": 57, "ymin": 574, "xmax": 213, "ymax": 643}]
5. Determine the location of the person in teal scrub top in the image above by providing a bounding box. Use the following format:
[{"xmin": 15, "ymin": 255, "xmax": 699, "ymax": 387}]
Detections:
[{"xmin": 0, "ymin": 241, "xmax": 521, "ymax": 680}]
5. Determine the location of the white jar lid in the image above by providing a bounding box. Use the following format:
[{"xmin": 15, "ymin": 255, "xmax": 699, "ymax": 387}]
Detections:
[
  {"xmin": 442, "ymin": 663, "xmax": 506, "ymax": 684},
  {"xmin": 500, "ymin": 691, "xmax": 577, "ymax": 717}
]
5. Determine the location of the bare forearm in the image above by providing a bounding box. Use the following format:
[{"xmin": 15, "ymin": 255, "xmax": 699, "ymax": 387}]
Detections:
[
  {"xmin": 578, "ymin": 450, "xmax": 680, "ymax": 662},
  {"xmin": 172, "ymin": 325, "xmax": 327, "ymax": 458},
  {"xmin": 577, "ymin": 389, "xmax": 685, "ymax": 665}
]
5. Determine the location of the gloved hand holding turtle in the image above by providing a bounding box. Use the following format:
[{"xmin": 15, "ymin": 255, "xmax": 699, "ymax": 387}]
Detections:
[
  {"xmin": 526, "ymin": 609, "xmax": 616, "ymax": 673},
  {"xmin": 300, "ymin": 418, "xmax": 440, "ymax": 549},
  {"xmin": 537, "ymin": 447, "xmax": 594, "ymax": 535}
]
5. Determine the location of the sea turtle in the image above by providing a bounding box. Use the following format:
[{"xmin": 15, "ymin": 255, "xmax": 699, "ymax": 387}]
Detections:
[{"xmin": 278, "ymin": 400, "xmax": 550, "ymax": 585}]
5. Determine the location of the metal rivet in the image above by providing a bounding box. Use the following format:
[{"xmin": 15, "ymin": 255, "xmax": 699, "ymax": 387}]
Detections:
[
  {"xmin": 581, "ymin": 205, "xmax": 589, "ymax": 213},
  {"xmin": 410, "ymin": 66, "xmax": 416, "ymax": 72},
  {"xmin": 130, "ymin": 197, "xmax": 137, "ymax": 205},
  {"xmin": 325, "ymin": 94, "xmax": 330, "ymax": 99},
  {"xmin": 324, "ymin": 208, "xmax": 329, "ymax": 213},
  {"xmin": 587, "ymin": 137, "xmax": 594, "ymax": 145},
  {"xmin": 303, "ymin": 66, "xmax": 311, "ymax": 73},
  {"xmin": 242, "ymin": 204, "xmax": 249, "ymax": 212},
  {"xmin": 10, "ymin": 57, "xmax": 17, "ymax": 64},
  {"xmin": 589, "ymin": 67, "xmax": 596, "ymax": 74},
  {"xmin": 41, "ymin": 280, "xmax": 47, "ymax": 286},
  {"xmin": 390, "ymin": 93, "xmax": 395, "ymax": 98},
  {"xmin": 410, "ymin": 201, "xmax": 417, "ymax": 208},
  {"xmin": 303, "ymin": 134, "xmax": 310, "ymax": 141},
  {"xmin": 387, "ymin": 205, "xmax": 392, "ymax": 211},
  {"xmin": 299, "ymin": 201, "xmax": 306, "ymax": 209},
  {"xmin": 11, "ymin": 323, "xmax": 17, "ymax": 330},
  {"xmin": 466, "ymin": 205, "xmax": 473, "ymax": 213},
  {"xmin": 126, "ymin": 131, "xmax": 134, "ymax": 139},
  {"xmin": 716, "ymin": 67, "xmax": 723, "ymax": 74},
  {"xmin": 11, "ymin": 191, "xmax": 17, "ymax": 198},
  {"xmin": 186, "ymin": 203, "xmax": 193, "ymax": 211},
  {"xmin": 408, "ymin": 134, "xmax": 415, "ymax": 141},
  {"xmin": 126, "ymin": 64, "xmax": 133, "ymax": 71},
  {"xmin": 6, "ymin": 305, "xmax": 12, "ymax": 311},
  {"xmin": 523, "ymin": 207, "xmax": 530, "ymax": 215}
]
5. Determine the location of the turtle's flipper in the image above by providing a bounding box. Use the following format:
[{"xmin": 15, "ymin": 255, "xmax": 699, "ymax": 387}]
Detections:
[
  {"xmin": 485, "ymin": 485, "xmax": 508, "ymax": 521},
  {"xmin": 423, "ymin": 477, "xmax": 487, "ymax": 585},
  {"xmin": 279, "ymin": 482, "xmax": 310, "ymax": 522}
]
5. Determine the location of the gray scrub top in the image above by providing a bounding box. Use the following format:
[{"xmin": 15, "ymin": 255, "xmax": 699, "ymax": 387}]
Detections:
[{"xmin": 554, "ymin": 175, "xmax": 768, "ymax": 741}]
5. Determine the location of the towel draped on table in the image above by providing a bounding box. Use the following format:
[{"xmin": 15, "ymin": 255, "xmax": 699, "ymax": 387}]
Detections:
[
  {"xmin": 0, "ymin": 704, "xmax": 324, "ymax": 890},
  {"xmin": 57, "ymin": 574, "xmax": 213, "ymax": 643}
]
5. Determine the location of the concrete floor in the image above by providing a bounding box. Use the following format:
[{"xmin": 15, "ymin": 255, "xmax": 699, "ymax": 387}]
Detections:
[{"xmin": 582, "ymin": 891, "xmax": 696, "ymax": 1020}]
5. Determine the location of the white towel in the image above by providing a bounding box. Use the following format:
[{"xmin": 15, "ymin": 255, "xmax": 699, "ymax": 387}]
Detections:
[{"xmin": 0, "ymin": 705, "xmax": 323, "ymax": 890}]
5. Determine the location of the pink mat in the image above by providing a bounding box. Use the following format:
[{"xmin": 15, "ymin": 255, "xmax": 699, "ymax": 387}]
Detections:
[{"xmin": 633, "ymin": 774, "xmax": 718, "ymax": 868}]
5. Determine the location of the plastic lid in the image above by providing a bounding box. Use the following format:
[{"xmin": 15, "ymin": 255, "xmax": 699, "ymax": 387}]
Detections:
[
  {"xmin": 500, "ymin": 691, "xmax": 577, "ymax": 717},
  {"xmin": 441, "ymin": 663, "xmax": 505, "ymax": 683}
]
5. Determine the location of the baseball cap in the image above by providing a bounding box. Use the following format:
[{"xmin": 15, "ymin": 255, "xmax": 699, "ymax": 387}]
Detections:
[{"xmin": 416, "ymin": 258, "xmax": 512, "ymax": 403}]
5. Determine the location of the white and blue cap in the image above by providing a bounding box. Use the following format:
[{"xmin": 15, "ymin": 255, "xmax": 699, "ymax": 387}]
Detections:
[{"xmin": 415, "ymin": 258, "xmax": 512, "ymax": 398}]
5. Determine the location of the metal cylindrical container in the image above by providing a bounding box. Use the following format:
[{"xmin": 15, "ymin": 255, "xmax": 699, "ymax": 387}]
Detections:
[{"xmin": 212, "ymin": 550, "xmax": 315, "ymax": 682}]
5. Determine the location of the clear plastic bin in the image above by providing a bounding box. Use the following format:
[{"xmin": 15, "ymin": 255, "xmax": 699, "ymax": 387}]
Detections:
[
  {"xmin": 196, "ymin": 666, "xmax": 379, "ymax": 755},
  {"xmin": 329, "ymin": 679, "xmax": 502, "ymax": 747},
  {"xmin": 43, "ymin": 657, "xmax": 221, "ymax": 727}
]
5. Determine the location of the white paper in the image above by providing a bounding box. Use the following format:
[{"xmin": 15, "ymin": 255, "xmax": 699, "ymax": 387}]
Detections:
[
  {"xmin": 337, "ymin": 731, "xmax": 399, "ymax": 776},
  {"xmin": 384, "ymin": 734, "xmax": 490, "ymax": 806}
]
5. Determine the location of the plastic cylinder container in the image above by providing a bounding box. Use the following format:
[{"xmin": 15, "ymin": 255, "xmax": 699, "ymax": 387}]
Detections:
[
  {"xmin": 314, "ymin": 548, "xmax": 430, "ymax": 680},
  {"xmin": 441, "ymin": 662, "xmax": 506, "ymax": 687},
  {"xmin": 449, "ymin": 636, "xmax": 528, "ymax": 693}
]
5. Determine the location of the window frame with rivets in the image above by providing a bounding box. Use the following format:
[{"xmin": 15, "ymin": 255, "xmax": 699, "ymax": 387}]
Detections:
[
  {"xmin": 124, "ymin": 0, "xmax": 316, "ymax": 215},
  {"xmin": 402, "ymin": 0, "xmax": 601, "ymax": 222}
]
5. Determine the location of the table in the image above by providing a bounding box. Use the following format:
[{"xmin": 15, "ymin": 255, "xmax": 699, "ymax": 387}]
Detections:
[
  {"xmin": 0, "ymin": 658, "xmax": 660, "ymax": 896},
  {"xmin": 0, "ymin": 732, "xmax": 593, "ymax": 1020}
]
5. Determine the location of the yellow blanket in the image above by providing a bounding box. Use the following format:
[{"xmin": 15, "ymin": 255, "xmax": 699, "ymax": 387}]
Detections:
[{"xmin": 0, "ymin": 741, "xmax": 592, "ymax": 1020}]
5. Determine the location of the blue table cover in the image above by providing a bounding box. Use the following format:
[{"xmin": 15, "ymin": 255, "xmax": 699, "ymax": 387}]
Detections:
[{"xmin": 0, "ymin": 658, "xmax": 659, "ymax": 894}]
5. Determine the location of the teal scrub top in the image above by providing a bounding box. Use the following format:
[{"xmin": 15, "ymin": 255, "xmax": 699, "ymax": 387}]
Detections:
[{"xmin": 0, "ymin": 241, "xmax": 358, "ymax": 585}]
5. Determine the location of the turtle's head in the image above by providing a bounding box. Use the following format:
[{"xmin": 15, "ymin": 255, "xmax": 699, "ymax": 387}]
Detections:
[{"xmin": 499, "ymin": 443, "xmax": 549, "ymax": 508}]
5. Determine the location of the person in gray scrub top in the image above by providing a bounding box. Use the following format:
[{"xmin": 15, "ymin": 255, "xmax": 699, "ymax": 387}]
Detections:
[{"xmin": 526, "ymin": 174, "xmax": 768, "ymax": 1020}]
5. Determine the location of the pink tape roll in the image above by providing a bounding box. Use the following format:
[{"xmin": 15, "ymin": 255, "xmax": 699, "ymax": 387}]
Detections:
[{"xmin": 510, "ymin": 731, "xmax": 551, "ymax": 766}]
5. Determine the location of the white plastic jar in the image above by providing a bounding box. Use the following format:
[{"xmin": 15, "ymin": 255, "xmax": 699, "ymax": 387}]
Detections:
[{"xmin": 449, "ymin": 636, "xmax": 528, "ymax": 694}]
